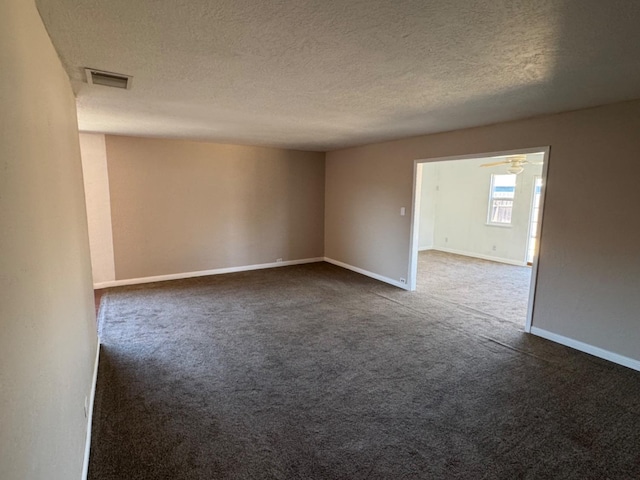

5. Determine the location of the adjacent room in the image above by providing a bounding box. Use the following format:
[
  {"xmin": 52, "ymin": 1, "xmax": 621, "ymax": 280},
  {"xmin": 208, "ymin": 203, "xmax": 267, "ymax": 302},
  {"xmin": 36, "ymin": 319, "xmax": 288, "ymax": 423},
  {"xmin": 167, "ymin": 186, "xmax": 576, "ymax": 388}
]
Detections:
[
  {"xmin": 3, "ymin": 1, "xmax": 640, "ymax": 480},
  {"xmin": 414, "ymin": 152, "xmax": 546, "ymax": 327}
]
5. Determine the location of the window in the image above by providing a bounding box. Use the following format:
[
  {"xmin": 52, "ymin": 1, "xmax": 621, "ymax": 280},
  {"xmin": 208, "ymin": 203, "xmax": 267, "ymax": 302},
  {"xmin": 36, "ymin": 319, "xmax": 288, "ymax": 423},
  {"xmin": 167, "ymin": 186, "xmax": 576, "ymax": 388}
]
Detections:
[{"xmin": 487, "ymin": 174, "xmax": 516, "ymax": 225}]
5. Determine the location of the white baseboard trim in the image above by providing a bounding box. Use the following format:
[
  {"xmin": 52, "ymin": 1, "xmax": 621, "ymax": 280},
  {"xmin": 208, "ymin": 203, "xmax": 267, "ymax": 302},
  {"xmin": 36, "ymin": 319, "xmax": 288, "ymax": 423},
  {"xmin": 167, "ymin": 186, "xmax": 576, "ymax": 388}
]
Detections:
[
  {"xmin": 530, "ymin": 327, "xmax": 640, "ymax": 372},
  {"xmin": 93, "ymin": 257, "xmax": 325, "ymax": 289},
  {"xmin": 323, "ymin": 257, "xmax": 410, "ymax": 290},
  {"xmin": 418, "ymin": 246, "xmax": 434, "ymax": 252},
  {"xmin": 82, "ymin": 341, "xmax": 100, "ymax": 480},
  {"xmin": 432, "ymin": 247, "xmax": 527, "ymax": 267}
]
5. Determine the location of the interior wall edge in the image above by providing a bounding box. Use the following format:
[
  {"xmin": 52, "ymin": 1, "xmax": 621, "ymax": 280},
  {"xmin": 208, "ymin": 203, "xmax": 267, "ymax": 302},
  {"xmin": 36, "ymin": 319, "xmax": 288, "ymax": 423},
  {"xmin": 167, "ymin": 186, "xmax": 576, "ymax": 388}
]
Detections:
[
  {"xmin": 93, "ymin": 257, "xmax": 325, "ymax": 289},
  {"xmin": 81, "ymin": 342, "xmax": 101, "ymax": 480},
  {"xmin": 79, "ymin": 132, "xmax": 116, "ymax": 284},
  {"xmin": 530, "ymin": 327, "xmax": 640, "ymax": 372},
  {"xmin": 324, "ymin": 257, "xmax": 409, "ymax": 290},
  {"xmin": 431, "ymin": 247, "xmax": 528, "ymax": 267},
  {"xmin": 1, "ymin": 1, "xmax": 99, "ymax": 478}
]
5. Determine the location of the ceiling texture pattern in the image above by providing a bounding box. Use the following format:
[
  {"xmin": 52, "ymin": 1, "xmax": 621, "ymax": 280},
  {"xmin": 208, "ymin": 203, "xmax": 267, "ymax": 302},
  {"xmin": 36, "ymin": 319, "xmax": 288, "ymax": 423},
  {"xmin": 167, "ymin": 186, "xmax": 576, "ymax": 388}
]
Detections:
[{"xmin": 36, "ymin": 0, "xmax": 640, "ymax": 151}]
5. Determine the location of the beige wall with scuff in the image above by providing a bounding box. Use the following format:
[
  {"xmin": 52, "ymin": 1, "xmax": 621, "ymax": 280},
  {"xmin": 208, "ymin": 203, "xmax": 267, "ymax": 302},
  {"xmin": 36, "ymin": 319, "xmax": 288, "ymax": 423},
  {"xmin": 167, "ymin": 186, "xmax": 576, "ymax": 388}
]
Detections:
[
  {"xmin": 105, "ymin": 135, "xmax": 325, "ymax": 280},
  {"xmin": 325, "ymin": 100, "xmax": 640, "ymax": 361},
  {"xmin": 79, "ymin": 133, "xmax": 116, "ymax": 285},
  {"xmin": 0, "ymin": 1, "xmax": 98, "ymax": 479}
]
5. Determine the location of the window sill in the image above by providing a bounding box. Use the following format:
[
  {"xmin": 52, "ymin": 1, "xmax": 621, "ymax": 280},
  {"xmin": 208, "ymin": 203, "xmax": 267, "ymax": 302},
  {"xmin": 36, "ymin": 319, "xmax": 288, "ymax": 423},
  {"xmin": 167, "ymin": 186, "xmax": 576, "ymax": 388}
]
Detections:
[{"xmin": 486, "ymin": 223, "xmax": 512, "ymax": 228}]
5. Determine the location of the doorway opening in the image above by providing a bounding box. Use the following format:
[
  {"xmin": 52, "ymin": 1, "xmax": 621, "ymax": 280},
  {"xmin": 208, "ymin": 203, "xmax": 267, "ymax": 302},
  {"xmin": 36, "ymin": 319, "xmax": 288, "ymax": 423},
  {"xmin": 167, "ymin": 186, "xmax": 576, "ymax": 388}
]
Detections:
[{"xmin": 408, "ymin": 147, "xmax": 550, "ymax": 332}]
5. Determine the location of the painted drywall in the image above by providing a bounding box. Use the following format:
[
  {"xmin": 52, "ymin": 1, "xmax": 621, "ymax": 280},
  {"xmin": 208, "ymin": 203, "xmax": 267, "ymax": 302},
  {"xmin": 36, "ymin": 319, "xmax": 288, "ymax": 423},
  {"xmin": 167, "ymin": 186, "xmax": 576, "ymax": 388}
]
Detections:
[
  {"xmin": 325, "ymin": 100, "xmax": 640, "ymax": 362},
  {"xmin": 0, "ymin": 1, "xmax": 98, "ymax": 479},
  {"xmin": 419, "ymin": 155, "xmax": 543, "ymax": 264},
  {"xmin": 105, "ymin": 135, "xmax": 325, "ymax": 280},
  {"xmin": 418, "ymin": 164, "xmax": 437, "ymax": 250},
  {"xmin": 79, "ymin": 133, "xmax": 116, "ymax": 284}
]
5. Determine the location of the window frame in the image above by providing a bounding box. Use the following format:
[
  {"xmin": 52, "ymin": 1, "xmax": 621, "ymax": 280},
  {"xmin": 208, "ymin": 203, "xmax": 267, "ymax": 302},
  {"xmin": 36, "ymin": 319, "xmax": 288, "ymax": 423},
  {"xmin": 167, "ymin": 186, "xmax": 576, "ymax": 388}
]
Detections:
[{"xmin": 486, "ymin": 173, "xmax": 517, "ymax": 227}]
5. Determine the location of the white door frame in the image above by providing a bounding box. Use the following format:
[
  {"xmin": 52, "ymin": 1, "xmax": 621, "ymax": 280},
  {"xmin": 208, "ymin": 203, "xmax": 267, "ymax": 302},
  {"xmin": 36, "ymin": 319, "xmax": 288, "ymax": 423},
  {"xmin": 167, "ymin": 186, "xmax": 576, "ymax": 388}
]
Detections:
[
  {"xmin": 407, "ymin": 146, "xmax": 551, "ymax": 333},
  {"xmin": 526, "ymin": 175, "xmax": 543, "ymax": 264}
]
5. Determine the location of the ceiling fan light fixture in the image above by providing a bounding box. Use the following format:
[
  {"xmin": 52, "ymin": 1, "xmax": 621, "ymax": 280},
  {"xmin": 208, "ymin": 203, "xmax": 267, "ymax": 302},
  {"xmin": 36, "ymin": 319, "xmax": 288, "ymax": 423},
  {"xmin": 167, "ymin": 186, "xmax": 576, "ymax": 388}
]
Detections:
[{"xmin": 507, "ymin": 165, "xmax": 524, "ymax": 175}]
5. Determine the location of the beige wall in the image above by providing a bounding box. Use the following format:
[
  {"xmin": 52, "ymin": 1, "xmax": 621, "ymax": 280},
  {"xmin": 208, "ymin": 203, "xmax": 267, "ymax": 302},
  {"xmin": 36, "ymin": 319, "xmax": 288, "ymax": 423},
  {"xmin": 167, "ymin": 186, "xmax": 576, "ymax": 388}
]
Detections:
[
  {"xmin": 105, "ymin": 135, "xmax": 325, "ymax": 280},
  {"xmin": 326, "ymin": 100, "xmax": 640, "ymax": 361},
  {"xmin": 79, "ymin": 133, "xmax": 116, "ymax": 285},
  {"xmin": 418, "ymin": 164, "xmax": 438, "ymax": 250},
  {"xmin": 0, "ymin": 1, "xmax": 98, "ymax": 479}
]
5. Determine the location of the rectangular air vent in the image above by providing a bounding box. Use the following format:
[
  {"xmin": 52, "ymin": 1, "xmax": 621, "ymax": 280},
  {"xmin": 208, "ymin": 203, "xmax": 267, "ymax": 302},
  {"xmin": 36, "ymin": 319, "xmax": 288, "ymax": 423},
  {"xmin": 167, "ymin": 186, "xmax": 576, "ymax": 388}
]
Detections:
[{"xmin": 85, "ymin": 68, "xmax": 132, "ymax": 89}]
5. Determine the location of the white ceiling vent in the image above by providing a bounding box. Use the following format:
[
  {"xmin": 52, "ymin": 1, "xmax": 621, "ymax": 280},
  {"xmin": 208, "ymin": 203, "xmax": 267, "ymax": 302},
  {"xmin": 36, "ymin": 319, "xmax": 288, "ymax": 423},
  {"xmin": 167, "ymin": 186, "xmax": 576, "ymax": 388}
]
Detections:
[{"xmin": 85, "ymin": 68, "xmax": 132, "ymax": 89}]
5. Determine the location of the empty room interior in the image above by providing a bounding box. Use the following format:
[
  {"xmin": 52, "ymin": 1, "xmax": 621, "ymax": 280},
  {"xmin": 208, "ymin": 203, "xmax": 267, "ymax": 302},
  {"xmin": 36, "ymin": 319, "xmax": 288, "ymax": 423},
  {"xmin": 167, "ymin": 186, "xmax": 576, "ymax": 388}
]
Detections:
[
  {"xmin": 2, "ymin": 1, "xmax": 640, "ymax": 479},
  {"xmin": 414, "ymin": 152, "xmax": 546, "ymax": 327}
]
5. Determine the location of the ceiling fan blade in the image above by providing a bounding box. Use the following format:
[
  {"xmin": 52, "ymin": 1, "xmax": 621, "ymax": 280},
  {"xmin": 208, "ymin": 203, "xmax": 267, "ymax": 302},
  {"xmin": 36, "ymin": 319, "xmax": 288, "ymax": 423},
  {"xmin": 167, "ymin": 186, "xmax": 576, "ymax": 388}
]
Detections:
[
  {"xmin": 480, "ymin": 160, "xmax": 510, "ymax": 167},
  {"xmin": 528, "ymin": 161, "xmax": 544, "ymax": 165}
]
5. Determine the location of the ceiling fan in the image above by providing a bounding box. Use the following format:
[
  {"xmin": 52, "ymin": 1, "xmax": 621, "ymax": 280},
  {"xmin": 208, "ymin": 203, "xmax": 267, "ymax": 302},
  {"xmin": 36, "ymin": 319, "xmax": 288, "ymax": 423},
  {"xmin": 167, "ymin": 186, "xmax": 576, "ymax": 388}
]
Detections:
[{"xmin": 480, "ymin": 154, "xmax": 543, "ymax": 174}]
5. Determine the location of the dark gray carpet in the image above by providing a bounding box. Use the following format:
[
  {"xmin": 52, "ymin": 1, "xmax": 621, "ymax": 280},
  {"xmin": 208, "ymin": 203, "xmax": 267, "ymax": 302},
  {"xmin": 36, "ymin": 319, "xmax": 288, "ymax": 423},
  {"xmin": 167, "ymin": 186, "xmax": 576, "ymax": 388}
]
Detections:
[{"xmin": 89, "ymin": 262, "xmax": 640, "ymax": 479}]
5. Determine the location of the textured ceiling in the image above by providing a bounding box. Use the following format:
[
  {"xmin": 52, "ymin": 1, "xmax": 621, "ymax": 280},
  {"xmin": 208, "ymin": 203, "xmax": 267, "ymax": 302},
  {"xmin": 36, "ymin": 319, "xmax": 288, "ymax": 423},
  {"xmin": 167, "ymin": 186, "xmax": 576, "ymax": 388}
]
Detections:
[{"xmin": 36, "ymin": 0, "xmax": 640, "ymax": 151}]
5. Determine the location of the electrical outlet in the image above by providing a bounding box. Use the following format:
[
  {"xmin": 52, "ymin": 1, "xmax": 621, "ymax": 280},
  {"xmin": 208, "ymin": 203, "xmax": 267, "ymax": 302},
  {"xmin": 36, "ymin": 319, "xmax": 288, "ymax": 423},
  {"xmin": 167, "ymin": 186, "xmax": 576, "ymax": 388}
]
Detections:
[
  {"xmin": 445, "ymin": 237, "xmax": 448, "ymax": 243},
  {"xmin": 400, "ymin": 278, "xmax": 406, "ymax": 284},
  {"xmin": 492, "ymin": 245, "xmax": 497, "ymax": 251},
  {"xmin": 276, "ymin": 258, "xmax": 283, "ymax": 263}
]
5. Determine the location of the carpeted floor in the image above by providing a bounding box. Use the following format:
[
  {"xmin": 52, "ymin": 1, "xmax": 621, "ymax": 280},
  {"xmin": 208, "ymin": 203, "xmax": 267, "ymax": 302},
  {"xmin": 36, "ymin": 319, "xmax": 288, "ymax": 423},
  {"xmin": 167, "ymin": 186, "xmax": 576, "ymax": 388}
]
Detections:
[
  {"xmin": 417, "ymin": 250, "xmax": 532, "ymax": 325},
  {"xmin": 90, "ymin": 261, "xmax": 640, "ymax": 479}
]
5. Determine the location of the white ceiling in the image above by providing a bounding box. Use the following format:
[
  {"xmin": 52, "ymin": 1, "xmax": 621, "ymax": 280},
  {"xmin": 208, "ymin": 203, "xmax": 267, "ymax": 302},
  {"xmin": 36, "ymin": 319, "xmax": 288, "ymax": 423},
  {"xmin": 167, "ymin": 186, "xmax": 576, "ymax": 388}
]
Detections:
[{"xmin": 36, "ymin": 0, "xmax": 640, "ymax": 151}]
